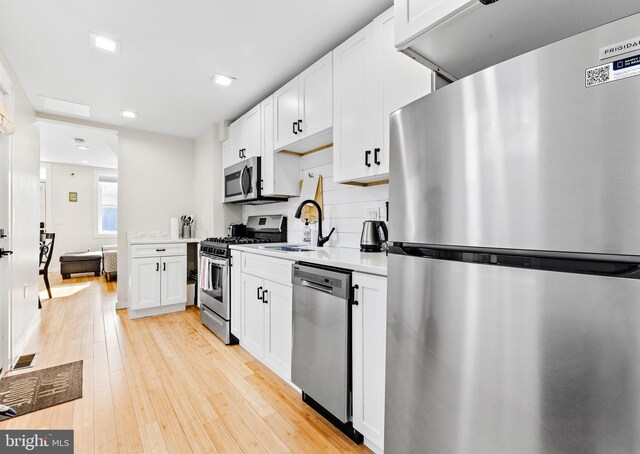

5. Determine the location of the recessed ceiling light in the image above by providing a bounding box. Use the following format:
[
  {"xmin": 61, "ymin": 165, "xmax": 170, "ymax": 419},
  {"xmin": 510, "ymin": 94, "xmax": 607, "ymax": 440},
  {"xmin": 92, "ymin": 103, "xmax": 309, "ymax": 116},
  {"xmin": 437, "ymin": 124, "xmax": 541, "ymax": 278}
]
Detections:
[
  {"xmin": 39, "ymin": 96, "xmax": 91, "ymax": 118},
  {"xmin": 89, "ymin": 32, "xmax": 121, "ymax": 55},
  {"xmin": 81, "ymin": 160, "xmax": 89, "ymax": 164},
  {"xmin": 120, "ymin": 110, "xmax": 138, "ymax": 119},
  {"xmin": 77, "ymin": 145, "xmax": 90, "ymax": 150},
  {"xmin": 212, "ymin": 74, "xmax": 235, "ymax": 86}
]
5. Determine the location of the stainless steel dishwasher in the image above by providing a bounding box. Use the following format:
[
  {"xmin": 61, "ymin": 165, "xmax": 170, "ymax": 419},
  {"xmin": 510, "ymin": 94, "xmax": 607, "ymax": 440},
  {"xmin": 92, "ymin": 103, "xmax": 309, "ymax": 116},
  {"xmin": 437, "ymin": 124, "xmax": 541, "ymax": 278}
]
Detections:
[{"xmin": 291, "ymin": 262, "xmax": 363, "ymax": 444}]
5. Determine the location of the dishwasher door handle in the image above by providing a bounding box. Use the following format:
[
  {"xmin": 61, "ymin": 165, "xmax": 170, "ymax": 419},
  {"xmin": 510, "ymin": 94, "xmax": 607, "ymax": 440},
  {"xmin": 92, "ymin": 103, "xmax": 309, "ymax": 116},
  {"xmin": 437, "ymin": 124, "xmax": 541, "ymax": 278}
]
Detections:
[{"xmin": 299, "ymin": 280, "xmax": 333, "ymax": 294}]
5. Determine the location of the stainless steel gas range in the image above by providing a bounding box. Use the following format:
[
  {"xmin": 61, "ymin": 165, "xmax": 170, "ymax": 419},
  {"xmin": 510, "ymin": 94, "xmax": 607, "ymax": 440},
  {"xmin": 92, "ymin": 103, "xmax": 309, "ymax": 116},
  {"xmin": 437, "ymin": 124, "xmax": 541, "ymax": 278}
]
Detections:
[{"xmin": 199, "ymin": 215, "xmax": 287, "ymax": 344}]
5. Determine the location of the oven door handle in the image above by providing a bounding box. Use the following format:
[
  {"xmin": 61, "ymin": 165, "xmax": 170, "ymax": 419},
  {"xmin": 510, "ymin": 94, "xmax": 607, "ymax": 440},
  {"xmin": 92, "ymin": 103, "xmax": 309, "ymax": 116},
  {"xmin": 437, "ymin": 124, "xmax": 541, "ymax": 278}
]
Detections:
[{"xmin": 201, "ymin": 256, "xmax": 228, "ymax": 267}]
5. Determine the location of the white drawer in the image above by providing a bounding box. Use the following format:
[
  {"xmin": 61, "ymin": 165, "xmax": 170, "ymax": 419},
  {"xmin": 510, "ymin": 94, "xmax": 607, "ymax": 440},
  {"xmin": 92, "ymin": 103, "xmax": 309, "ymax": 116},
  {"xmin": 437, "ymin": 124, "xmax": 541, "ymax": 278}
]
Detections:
[
  {"xmin": 131, "ymin": 243, "xmax": 186, "ymax": 258},
  {"xmin": 242, "ymin": 253, "xmax": 294, "ymax": 287}
]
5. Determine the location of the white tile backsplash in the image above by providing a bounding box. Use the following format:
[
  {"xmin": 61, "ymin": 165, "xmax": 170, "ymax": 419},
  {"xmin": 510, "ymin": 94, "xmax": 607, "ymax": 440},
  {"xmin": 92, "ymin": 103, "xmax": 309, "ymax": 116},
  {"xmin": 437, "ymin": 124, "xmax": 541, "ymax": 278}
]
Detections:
[{"xmin": 244, "ymin": 148, "xmax": 388, "ymax": 248}]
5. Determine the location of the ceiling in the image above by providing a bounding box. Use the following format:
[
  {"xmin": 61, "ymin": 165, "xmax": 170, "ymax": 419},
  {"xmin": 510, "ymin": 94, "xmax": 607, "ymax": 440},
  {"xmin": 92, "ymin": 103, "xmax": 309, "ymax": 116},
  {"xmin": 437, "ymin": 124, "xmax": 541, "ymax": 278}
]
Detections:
[
  {"xmin": 39, "ymin": 120, "xmax": 118, "ymax": 169},
  {"xmin": 0, "ymin": 0, "xmax": 392, "ymax": 138}
]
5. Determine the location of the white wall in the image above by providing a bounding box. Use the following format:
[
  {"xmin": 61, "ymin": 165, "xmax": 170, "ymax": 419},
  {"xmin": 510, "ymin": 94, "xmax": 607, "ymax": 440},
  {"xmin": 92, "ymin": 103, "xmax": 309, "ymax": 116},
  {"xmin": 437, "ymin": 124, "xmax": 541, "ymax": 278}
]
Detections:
[
  {"xmin": 193, "ymin": 125, "xmax": 241, "ymax": 239},
  {"xmin": 44, "ymin": 162, "xmax": 117, "ymax": 271},
  {"xmin": 117, "ymin": 128, "xmax": 195, "ymax": 307},
  {"xmin": 244, "ymin": 148, "xmax": 388, "ymax": 248},
  {"xmin": 0, "ymin": 47, "xmax": 40, "ymax": 359}
]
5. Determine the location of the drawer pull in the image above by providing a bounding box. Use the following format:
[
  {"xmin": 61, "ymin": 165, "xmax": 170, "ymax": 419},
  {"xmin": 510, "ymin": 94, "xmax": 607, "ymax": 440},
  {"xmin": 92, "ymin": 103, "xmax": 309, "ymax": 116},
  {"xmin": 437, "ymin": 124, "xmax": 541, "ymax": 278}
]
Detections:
[{"xmin": 156, "ymin": 248, "xmax": 166, "ymax": 252}]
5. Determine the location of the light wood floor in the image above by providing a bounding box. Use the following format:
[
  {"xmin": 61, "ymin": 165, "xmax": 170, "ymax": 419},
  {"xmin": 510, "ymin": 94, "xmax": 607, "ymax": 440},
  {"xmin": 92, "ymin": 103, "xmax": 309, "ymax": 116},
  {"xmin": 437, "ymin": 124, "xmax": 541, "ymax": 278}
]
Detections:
[{"xmin": 0, "ymin": 273, "xmax": 371, "ymax": 454}]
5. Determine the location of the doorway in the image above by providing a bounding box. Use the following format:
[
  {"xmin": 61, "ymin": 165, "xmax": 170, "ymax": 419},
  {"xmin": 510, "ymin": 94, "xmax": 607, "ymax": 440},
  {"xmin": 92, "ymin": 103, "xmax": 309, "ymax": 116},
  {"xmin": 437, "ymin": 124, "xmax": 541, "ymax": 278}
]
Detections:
[
  {"xmin": 38, "ymin": 120, "xmax": 118, "ymax": 299},
  {"xmin": 0, "ymin": 64, "xmax": 14, "ymax": 374}
]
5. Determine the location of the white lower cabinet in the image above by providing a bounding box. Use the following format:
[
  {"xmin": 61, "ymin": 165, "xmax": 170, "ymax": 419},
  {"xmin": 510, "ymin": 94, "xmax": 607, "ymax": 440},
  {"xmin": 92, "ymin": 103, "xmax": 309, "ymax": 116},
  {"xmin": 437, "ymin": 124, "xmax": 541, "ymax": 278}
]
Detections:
[
  {"xmin": 233, "ymin": 252, "xmax": 388, "ymax": 451},
  {"xmin": 240, "ymin": 256, "xmax": 293, "ymax": 382},
  {"xmin": 129, "ymin": 242, "xmax": 187, "ymax": 318},
  {"xmin": 240, "ymin": 272, "xmax": 267, "ymax": 358},
  {"xmin": 131, "ymin": 257, "xmax": 162, "ymax": 310},
  {"xmin": 352, "ymin": 272, "xmax": 388, "ymax": 450},
  {"xmin": 263, "ymin": 281, "xmax": 293, "ymax": 380}
]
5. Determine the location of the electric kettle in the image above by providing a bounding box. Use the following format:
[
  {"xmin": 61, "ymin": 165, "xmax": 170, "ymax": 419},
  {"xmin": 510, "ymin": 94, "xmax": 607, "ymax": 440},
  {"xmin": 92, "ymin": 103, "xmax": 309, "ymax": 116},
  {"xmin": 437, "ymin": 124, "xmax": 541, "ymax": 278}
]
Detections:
[{"xmin": 360, "ymin": 220, "xmax": 388, "ymax": 252}]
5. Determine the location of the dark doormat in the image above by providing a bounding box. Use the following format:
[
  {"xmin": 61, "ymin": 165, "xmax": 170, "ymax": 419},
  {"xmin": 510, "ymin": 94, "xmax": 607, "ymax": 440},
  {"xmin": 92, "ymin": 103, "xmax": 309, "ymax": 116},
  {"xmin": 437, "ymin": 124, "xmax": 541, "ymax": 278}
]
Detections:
[{"xmin": 0, "ymin": 360, "xmax": 83, "ymax": 421}]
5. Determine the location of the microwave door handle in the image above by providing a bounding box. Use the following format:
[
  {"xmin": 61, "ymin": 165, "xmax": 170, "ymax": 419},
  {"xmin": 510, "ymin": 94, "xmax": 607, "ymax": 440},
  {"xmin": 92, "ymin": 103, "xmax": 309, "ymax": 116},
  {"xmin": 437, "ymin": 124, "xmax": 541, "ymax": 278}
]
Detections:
[{"xmin": 239, "ymin": 166, "xmax": 247, "ymax": 196}]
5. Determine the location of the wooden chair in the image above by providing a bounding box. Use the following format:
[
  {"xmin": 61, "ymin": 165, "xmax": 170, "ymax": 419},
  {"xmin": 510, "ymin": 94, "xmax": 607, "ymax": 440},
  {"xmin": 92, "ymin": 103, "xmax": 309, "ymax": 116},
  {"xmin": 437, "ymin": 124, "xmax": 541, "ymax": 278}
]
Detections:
[{"xmin": 39, "ymin": 233, "xmax": 55, "ymax": 299}]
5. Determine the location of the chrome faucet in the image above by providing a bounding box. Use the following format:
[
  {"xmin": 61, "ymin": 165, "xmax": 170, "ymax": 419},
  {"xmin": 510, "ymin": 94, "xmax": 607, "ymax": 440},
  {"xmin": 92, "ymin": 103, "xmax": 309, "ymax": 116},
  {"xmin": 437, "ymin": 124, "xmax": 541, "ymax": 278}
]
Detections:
[{"xmin": 294, "ymin": 199, "xmax": 335, "ymax": 247}]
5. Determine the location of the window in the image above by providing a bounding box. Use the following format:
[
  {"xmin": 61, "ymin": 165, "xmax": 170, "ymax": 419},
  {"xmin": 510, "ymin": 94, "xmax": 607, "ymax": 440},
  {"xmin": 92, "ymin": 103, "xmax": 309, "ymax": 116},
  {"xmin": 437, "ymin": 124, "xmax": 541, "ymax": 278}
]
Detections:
[{"xmin": 96, "ymin": 174, "xmax": 117, "ymax": 236}]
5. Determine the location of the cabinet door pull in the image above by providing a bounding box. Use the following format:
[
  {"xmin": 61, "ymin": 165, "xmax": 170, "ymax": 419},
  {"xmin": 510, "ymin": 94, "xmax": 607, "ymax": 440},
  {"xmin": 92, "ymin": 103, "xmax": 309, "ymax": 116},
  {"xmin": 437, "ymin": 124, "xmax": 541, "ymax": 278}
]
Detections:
[
  {"xmin": 163, "ymin": 262, "xmax": 166, "ymax": 271},
  {"xmin": 239, "ymin": 149, "xmax": 241, "ymax": 159},
  {"xmin": 297, "ymin": 119, "xmax": 303, "ymax": 133},
  {"xmin": 242, "ymin": 149, "xmax": 246, "ymax": 159},
  {"xmin": 293, "ymin": 121, "xmax": 298, "ymax": 135},
  {"xmin": 263, "ymin": 290, "xmax": 269, "ymax": 304},
  {"xmin": 257, "ymin": 286, "xmax": 263, "ymax": 301},
  {"xmin": 156, "ymin": 263, "xmax": 159, "ymax": 272},
  {"xmin": 374, "ymin": 148, "xmax": 381, "ymax": 165},
  {"xmin": 352, "ymin": 284, "xmax": 359, "ymax": 305},
  {"xmin": 365, "ymin": 150, "xmax": 372, "ymax": 168}
]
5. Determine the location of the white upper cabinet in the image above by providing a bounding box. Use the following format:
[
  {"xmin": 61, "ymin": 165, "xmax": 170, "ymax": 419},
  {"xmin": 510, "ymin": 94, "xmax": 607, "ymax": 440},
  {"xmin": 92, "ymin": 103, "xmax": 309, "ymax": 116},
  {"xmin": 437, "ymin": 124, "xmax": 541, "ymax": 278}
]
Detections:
[
  {"xmin": 394, "ymin": 0, "xmax": 476, "ymax": 50},
  {"xmin": 334, "ymin": 7, "xmax": 433, "ymax": 184},
  {"xmin": 274, "ymin": 77, "xmax": 300, "ymax": 151},
  {"xmin": 228, "ymin": 119, "xmax": 243, "ymax": 166},
  {"xmin": 375, "ymin": 8, "xmax": 433, "ymax": 176},
  {"xmin": 274, "ymin": 52, "xmax": 333, "ymax": 153},
  {"xmin": 298, "ymin": 53, "xmax": 333, "ymax": 141},
  {"xmin": 226, "ymin": 105, "xmax": 261, "ymax": 167},
  {"xmin": 333, "ymin": 24, "xmax": 376, "ymax": 183},
  {"xmin": 242, "ymin": 105, "xmax": 261, "ymax": 159},
  {"xmin": 261, "ymin": 96, "xmax": 300, "ymax": 197},
  {"xmin": 222, "ymin": 138, "xmax": 234, "ymax": 170}
]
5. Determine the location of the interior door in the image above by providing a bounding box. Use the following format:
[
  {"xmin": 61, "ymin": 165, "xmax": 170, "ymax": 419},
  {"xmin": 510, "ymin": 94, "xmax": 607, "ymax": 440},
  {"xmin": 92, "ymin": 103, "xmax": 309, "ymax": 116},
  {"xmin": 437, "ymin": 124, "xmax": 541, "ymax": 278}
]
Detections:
[
  {"xmin": 243, "ymin": 105, "xmax": 261, "ymax": 159},
  {"xmin": 131, "ymin": 257, "xmax": 161, "ymax": 310},
  {"xmin": 240, "ymin": 273, "xmax": 265, "ymax": 359},
  {"xmin": 0, "ymin": 87, "xmax": 11, "ymax": 373},
  {"xmin": 160, "ymin": 255, "xmax": 186, "ymax": 306},
  {"xmin": 333, "ymin": 24, "xmax": 376, "ymax": 183},
  {"xmin": 299, "ymin": 52, "xmax": 333, "ymax": 139},
  {"xmin": 273, "ymin": 77, "xmax": 300, "ymax": 150},
  {"xmin": 264, "ymin": 280, "xmax": 292, "ymax": 381}
]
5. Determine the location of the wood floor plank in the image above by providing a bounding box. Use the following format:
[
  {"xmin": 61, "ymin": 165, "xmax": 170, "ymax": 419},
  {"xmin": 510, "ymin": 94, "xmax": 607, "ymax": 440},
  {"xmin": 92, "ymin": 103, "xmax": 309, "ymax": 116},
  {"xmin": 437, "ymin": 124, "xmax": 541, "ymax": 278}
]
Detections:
[{"xmin": 0, "ymin": 273, "xmax": 372, "ymax": 454}]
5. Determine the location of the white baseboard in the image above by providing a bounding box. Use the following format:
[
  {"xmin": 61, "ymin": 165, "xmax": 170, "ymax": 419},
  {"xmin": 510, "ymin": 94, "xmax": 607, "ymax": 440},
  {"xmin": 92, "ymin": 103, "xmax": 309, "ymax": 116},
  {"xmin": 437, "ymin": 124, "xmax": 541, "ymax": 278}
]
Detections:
[
  {"xmin": 115, "ymin": 299, "xmax": 128, "ymax": 310},
  {"xmin": 128, "ymin": 303, "xmax": 185, "ymax": 319},
  {"xmin": 364, "ymin": 438, "xmax": 383, "ymax": 454},
  {"xmin": 11, "ymin": 310, "xmax": 41, "ymax": 365}
]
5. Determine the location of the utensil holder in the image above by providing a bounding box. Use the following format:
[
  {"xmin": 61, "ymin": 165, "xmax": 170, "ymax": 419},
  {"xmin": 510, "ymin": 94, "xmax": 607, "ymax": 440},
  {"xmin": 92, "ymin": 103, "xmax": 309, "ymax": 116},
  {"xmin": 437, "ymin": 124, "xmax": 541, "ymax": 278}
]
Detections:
[{"xmin": 182, "ymin": 225, "xmax": 191, "ymax": 239}]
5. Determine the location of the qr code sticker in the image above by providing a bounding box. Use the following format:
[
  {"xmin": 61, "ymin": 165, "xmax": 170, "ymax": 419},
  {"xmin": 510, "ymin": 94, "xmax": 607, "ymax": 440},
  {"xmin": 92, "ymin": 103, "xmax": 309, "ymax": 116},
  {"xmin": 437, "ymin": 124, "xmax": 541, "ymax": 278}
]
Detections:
[{"xmin": 586, "ymin": 65, "xmax": 610, "ymax": 87}]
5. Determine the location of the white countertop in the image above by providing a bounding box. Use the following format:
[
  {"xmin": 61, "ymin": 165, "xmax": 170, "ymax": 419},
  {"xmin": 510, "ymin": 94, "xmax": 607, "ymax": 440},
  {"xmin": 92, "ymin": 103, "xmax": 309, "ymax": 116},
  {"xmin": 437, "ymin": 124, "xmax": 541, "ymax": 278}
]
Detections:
[
  {"xmin": 230, "ymin": 243, "xmax": 388, "ymax": 277},
  {"xmin": 128, "ymin": 237, "xmax": 203, "ymax": 245}
]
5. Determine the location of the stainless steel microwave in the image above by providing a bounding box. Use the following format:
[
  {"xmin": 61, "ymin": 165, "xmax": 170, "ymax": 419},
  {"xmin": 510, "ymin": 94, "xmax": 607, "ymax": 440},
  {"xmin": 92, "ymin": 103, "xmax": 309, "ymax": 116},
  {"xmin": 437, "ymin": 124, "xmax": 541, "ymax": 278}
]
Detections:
[{"xmin": 223, "ymin": 157, "xmax": 285, "ymax": 204}]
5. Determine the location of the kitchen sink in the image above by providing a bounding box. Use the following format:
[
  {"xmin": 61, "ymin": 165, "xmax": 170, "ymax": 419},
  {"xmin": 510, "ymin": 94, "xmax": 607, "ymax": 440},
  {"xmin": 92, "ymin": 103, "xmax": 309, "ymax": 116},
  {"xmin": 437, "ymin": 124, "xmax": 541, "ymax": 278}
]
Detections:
[{"xmin": 263, "ymin": 245, "xmax": 314, "ymax": 252}]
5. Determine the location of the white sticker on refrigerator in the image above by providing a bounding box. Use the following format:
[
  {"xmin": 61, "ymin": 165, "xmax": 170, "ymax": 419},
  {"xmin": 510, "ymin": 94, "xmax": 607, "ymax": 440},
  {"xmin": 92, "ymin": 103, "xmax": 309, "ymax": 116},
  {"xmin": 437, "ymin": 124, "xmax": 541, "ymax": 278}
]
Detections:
[{"xmin": 586, "ymin": 53, "xmax": 640, "ymax": 87}]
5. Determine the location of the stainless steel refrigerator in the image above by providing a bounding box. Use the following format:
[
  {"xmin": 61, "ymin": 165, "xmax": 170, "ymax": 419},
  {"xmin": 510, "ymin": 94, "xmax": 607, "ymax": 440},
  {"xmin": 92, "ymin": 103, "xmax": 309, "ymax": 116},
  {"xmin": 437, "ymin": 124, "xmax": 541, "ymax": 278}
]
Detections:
[{"xmin": 386, "ymin": 12, "xmax": 640, "ymax": 454}]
